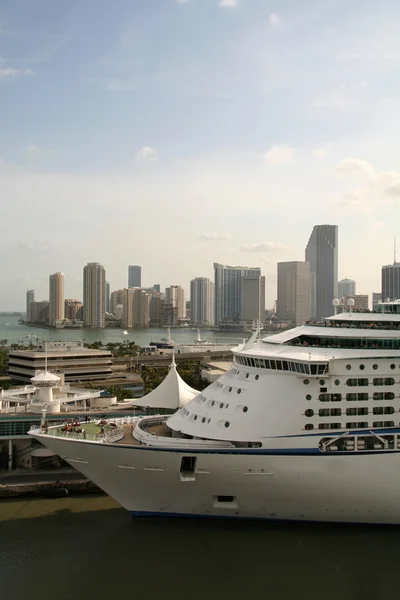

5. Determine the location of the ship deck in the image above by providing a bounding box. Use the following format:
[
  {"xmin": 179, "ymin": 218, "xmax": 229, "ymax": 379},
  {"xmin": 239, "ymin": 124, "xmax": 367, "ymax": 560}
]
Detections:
[{"xmin": 115, "ymin": 423, "xmax": 171, "ymax": 446}]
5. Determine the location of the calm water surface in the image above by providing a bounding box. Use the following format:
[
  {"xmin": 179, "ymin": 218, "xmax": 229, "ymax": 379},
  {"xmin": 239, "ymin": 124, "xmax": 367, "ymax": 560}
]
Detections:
[{"xmin": 0, "ymin": 495, "xmax": 399, "ymax": 600}]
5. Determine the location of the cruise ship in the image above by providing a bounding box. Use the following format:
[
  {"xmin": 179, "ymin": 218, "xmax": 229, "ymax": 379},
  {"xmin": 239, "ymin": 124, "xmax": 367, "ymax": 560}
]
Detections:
[{"xmin": 30, "ymin": 301, "xmax": 400, "ymax": 524}]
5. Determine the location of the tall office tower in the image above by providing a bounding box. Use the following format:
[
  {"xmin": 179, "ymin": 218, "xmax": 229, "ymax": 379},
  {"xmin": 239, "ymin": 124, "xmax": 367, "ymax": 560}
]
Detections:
[
  {"xmin": 305, "ymin": 224, "xmax": 338, "ymax": 320},
  {"xmin": 214, "ymin": 263, "xmax": 262, "ymax": 327},
  {"xmin": 382, "ymin": 263, "xmax": 400, "ymax": 301},
  {"xmin": 26, "ymin": 289, "xmax": 34, "ymax": 322},
  {"xmin": 153, "ymin": 284, "xmax": 161, "ymax": 293},
  {"xmin": 122, "ymin": 288, "xmax": 150, "ymax": 328},
  {"xmin": 165, "ymin": 286, "xmax": 186, "ymax": 320},
  {"xmin": 190, "ymin": 278, "xmax": 214, "ymax": 326},
  {"xmin": 277, "ymin": 262, "xmax": 311, "ymax": 326},
  {"xmin": 338, "ymin": 278, "xmax": 356, "ymax": 300},
  {"xmin": 83, "ymin": 262, "xmax": 106, "ymax": 328},
  {"xmin": 110, "ymin": 289, "xmax": 124, "ymax": 316},
  {"xmin": 372, "ymin": 292, "xmax": 382, "ymax": 309},
  {"xmin": 49, "ymin": 272, "xmax": 65, "ymax": 325},
  {"xmin": 128, "ymin": 265, "xmax": 141, "ymax": 288},
  {"xmin": 148, "ymin": 290, "xmax": 162, "ymax": 326},
  {"xmin": 105, "ymin": 281, "xmax": 110, "ymax": 313}
]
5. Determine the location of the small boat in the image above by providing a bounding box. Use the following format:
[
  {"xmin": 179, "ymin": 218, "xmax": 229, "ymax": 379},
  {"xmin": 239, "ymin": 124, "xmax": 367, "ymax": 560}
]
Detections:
[
  {"xmin": 149, "ymin": 327, "xmax": 174, "ymax": 349},
  {"xmin": 122, "ymin": 330, "xmax": 128, "ymax": 335}
]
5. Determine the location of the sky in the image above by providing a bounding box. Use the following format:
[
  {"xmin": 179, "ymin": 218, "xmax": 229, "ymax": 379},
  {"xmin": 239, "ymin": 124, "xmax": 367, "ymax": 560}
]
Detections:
[{"xmin": 1, "ymin": 0, "xmax": 400, "ymax": 310}]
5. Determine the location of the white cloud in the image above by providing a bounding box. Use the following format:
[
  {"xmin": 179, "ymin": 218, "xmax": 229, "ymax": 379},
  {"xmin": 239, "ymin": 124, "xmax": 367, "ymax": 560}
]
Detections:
[
  {"xmin": 264, "ymin": 145, "xmax": 294, "ymax": 166},
  {"xmin": 241, "ymin": 241, "xmax": 286, "ymax": 252},
  {"xmin": 268, "ymin": 13, "xmax": 282, "ymax": 26},
  {"xmin": 135, "ymin": 146, "xmax": 157, "ymax": 162},
  {"xmin": 26, "ymin": 144, "xmax": 43, "ymax": 156},
  {"xmin": 336, "ymin": 158, "xmax": 375, "ymax": 176},
  {"xmin": 312, "ymin": 148, "xmax": 327, "ymax": 159},
  {"xmin": 197, "ymin": 232, "xmax": 232, "ymax": 242},
  {"xmin": 218, "ymin": 0, "xmax": 238, "ymax": 7},
  {"xmin": 0, "ymin": 65, "xmax": 34, "ymax": 82}
]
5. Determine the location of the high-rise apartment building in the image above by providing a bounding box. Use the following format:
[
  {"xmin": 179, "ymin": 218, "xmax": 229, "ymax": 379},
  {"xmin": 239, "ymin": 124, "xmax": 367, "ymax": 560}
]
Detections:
[
  {"xmin": 165, "ymin": 286, "xmax": 186, "ymax": 322},
  {"xmin": 277, "ymin": 262, "xmax": 311, "ymax": 326},
  {"xmin": 83, "ymin": 262, "xmax": 106, "ymax": 328},
  {"xmin": 338, "ymin": 278, "xmax": 356, "ymax": 300},
  {"xmin": 26, "ymin": 289, "xmax": 34, "ymax": 322},
  {"xmin": 190, "ymin": 278, "xmax": 214, "ymax": 326},
  {"xmin": 64, "ymin": 300, "xmax": 83, "ymax": 321},
  {"xmin": 122, "ymin": 288, "xmax": 150, "ymax": 328},
  {"xmin": 30, "ymin": 301, "xmax": 49, "ymax": 324},
  {"xmin": 49, "ymin": 272, "xmax": 64, "ymax": 325},
  {"xmin": 372, "ymin": 292, "xmax": 382, "ymax": 309},
  {"xmin": 214, "ymin": 263, "xmax": 263, "ymax": 327},
  {"xmin": 110, "ymin": 289, "xmax": 124, "ymax": 317},
  {"xmin": 128, "ymin": 265, "xmax": 141, "ymax": 288},
  {"xmin": 382, "ymin": 263, "xmax": 400, "ymax": 301},
  {"xmin": 305, "ymin": 225, "xmax": 338, "ymax": 320},
  {"xmin": 105, "ymin": 281, "xmax": 110, "ymax": 313}
]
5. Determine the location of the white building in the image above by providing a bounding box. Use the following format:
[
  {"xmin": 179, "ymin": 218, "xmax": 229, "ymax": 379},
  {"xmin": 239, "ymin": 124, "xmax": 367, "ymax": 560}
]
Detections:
[{"xmin": 190, "ymin": 278, "xmax": 214, "ymax": 326}]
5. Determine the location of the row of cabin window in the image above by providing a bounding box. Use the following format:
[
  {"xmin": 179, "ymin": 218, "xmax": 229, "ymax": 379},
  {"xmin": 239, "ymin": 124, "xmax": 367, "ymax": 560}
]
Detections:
[
  {"xmin": 346, "ymin": 378, "xmax": 395, "ymax": 386},
  {"xmin": 304, "ymin": 422, "xmax": 395, "ymax": 430},
  {"xmin": 318, "ymin": 392, "xmax": 396, "ymax": 401},
  {"xmin": 305, "ymin": 407, "xmax": 395, "ymax": 417},
  {"xmin": 235, "ymin": 355, "xmax": 327, "ymax": 375}
]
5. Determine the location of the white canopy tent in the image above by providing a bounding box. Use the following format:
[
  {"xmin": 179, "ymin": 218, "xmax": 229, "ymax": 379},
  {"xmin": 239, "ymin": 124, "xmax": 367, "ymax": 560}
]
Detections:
[{"xmin": 129, "ymin": 354, "xmax": 199, "ymax": 410}]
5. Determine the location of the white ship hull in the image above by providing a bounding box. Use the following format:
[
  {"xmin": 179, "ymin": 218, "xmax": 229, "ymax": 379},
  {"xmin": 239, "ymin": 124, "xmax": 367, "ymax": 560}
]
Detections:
[{"xmin": 33, "ymin": 435, "xmax": 400, "ymax": 524}]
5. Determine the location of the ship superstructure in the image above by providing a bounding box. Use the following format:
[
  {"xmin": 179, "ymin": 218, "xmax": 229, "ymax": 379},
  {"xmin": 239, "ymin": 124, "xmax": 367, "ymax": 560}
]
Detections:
[{"xmin": 30, "ymin": 302, "xmax": 400, "ymax": 524}]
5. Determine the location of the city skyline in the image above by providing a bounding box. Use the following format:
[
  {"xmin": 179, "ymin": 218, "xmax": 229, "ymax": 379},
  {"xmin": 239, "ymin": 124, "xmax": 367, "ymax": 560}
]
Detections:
[{"xmin": 1, "ymin": 0, "xmax": 400, "ymax": 310}]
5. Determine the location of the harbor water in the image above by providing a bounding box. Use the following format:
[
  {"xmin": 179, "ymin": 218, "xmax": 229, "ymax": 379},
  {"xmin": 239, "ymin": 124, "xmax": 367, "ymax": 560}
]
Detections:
[
  {"xmin": 1, "ymin": 495, "xmax": 400, "ymax": 600},
  {"xmin": 0, "ymin": 315, "xmax": 245, "ymax": 347}
]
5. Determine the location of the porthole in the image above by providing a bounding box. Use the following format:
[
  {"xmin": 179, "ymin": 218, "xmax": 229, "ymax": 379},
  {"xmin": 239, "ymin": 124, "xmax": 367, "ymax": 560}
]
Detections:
[
  {"xmin": 335, "ymin": 380, "xmax": 340, "ymax": 386},
  {"xmin": 346, "ymin": 365, "xmax": 351, "ymax": 370},
  {"xmin": 202, "ymin": 417, "xmax": 206, "ymax": 423},
  {"xmin": 246, "ymin": 373, "xmax": 249, "ymax": 379},
  {"xmin": 305, "ymin": 409, "xmax": 314, "ymax": 417},
  {"xmin": 306, "ymin": 394, "xmax": 312, "ymax": 400},
  {"xmin": 255, "ymin": 375, "xmax": 259, "ymax": 381},
  {"xmin": 373, "ymin": 364, "xmax": 378, "ymax": 370},
  {"xmin": 225, "ymin": 422, "xmax": 230, "ymax": 428},
  {"xmin": 391, "ymin": 364, "xmax": 396, "ymax": 370},
  {"xmin": 220, "ymin": 403, "xmax": 224, "ymax": 409},
  {"xmin": 303, "ymin": 379, "xmax": 310, "ymax": 385},
  {"xmin": 229, "ymin": 387, "xmax": 232, "ymax": 392},
  {"xmin": 237, "ymin": 389, "xmax": 242, "ymax": 394},
  {"xmin": 243, "ymin": 406, "xmax": 248, "ymax": 413},
  {"xmin": 319, "ymin": 379, "xmax": 325, "ymax": 385},
  {"xmin": 305, "ymin": 424, "xmax": 314, "ymax": 430},
  {"xmin": 194, "ymin": 415, "xmax": 197, "ymax": 421},
  {"xmin": 211, "ymin": 401, "xmax": 215, "ymax": 406},
  {"xmin": 359, "ymin": 365, "xmax": 365, "ymax": 371}
]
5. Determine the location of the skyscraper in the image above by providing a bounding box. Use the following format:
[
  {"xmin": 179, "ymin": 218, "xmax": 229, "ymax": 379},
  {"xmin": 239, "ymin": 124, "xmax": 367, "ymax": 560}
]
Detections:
[
  {"xmin": 214, "ymin": 263, "xmax": 263, "ymax": 327},
  {"xmin": 122, "ymin": 288, "xmax": 150, "ymax": 328},
  {"xmin": 382, "ymin": 263, "xmax": 400, "ymax": 301},
  {"xmin": 190, "ymin": 278, "xmax": 214, "ymax": 326},
  {"xmin": 128, "ymin": 265, "xmax": 141, "ymax": 288},
  {"xmin": 26, "ymin": 289, "xmax": 34, "ymax": 322},
  {"xmin": 165, "ymin": 286, "xmax": 186, "ymax": 324},
  {"xmin": 105, "ymin": 281, "xmax": 110, "ymax": 313},
  {"xmin": 83, "ymin": 263, "xmax": 106, "ymax": 328},
  {"xmin": 49, "ymin": 272, "xmax": 64, "ymax": 325},
  {"xmin": 110, "ymin": 289, "xmax": 124, "ymax": 316},
  {"xmin": 305, "ymin": 225, "xmax": 338, "ymax": 320},
  {"xmin": 372, "ymin": 292, "xmax": 382, "ymax": 309},
  {"xmin": 338, "ymin": 278, "xmax": 356, "ymax": 299},
  {"xmin": 277, "ymin": 261, "xmax": 311, "ymax": 326}
]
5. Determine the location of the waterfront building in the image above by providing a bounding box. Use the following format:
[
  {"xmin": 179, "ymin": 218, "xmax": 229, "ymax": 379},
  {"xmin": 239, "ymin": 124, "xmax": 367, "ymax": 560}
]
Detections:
[
  {"xmin": 382, "ymin": 262, "xmax": 400, "ymax": 301},
  {"xmin": 190, "ymin": 278, "xmax": 214, "ymax": 326},
  {"xmin": 277, "ymin": 261, "xmax": 311, "ymax": 326},
  {"xmin": 160, "ymin": 303, "xmax": 178, "ymax": 327},
  {"xmin": 49, "ymin": 272, "xmax": 64, "ymax": 325},
  {"xmin": 30, "ymin": 301, "xmax": 49, "ymax": 324},
  {"xmin": 110, "ymin": 289, "xmax": 124, "ymax": 316},
  {"xmin": 214, "ymin": 263, "xmax": 262, "ymax": 328},
  {"xmin": 64, "ymin": 299, "xmax": 83, "ymax": 321},
  {"xmin": 338, "ymin": 279, "xmax": 356, "ymax": 300},
  {"xmin": 373, "ymin": 292, "xmax": 382, "ymax": 309},
  {"xmin": 8, "ymin": 341, "xmax": 112, "ymax": 383},
  {"xmin": 105, "ymin": 281, "xmax": 110, "ymax": 313},
  {"xmin": 165, "ymin": 286, "xmax": 186, "ymax": 323},
  {"xmin": 128, "ymin": 265, "xmax": 141, "ymax": 288},
  {"xmin": 83, "ymin": 262, "xmax": 106, "ymax": 328},
  {"xmin": 305, "ymin": 224, "xmax": 338, "ymax": 320},
  {"xmin": 145, "ymin": 290, "xmax": 162, "ymax": 327},
  {"xmin": 122, "ymin": 288, "xmax": 150, "ymax": 328},
  {"xmin": 26, "ymin": 289, "xmax": 34, "ymax": 322}
]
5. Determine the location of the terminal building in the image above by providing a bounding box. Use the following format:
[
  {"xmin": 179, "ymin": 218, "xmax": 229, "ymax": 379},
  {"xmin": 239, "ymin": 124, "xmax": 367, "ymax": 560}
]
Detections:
[{"xmin": 8, "ymin": 342, "xmax": 113, "ymax": 384}]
